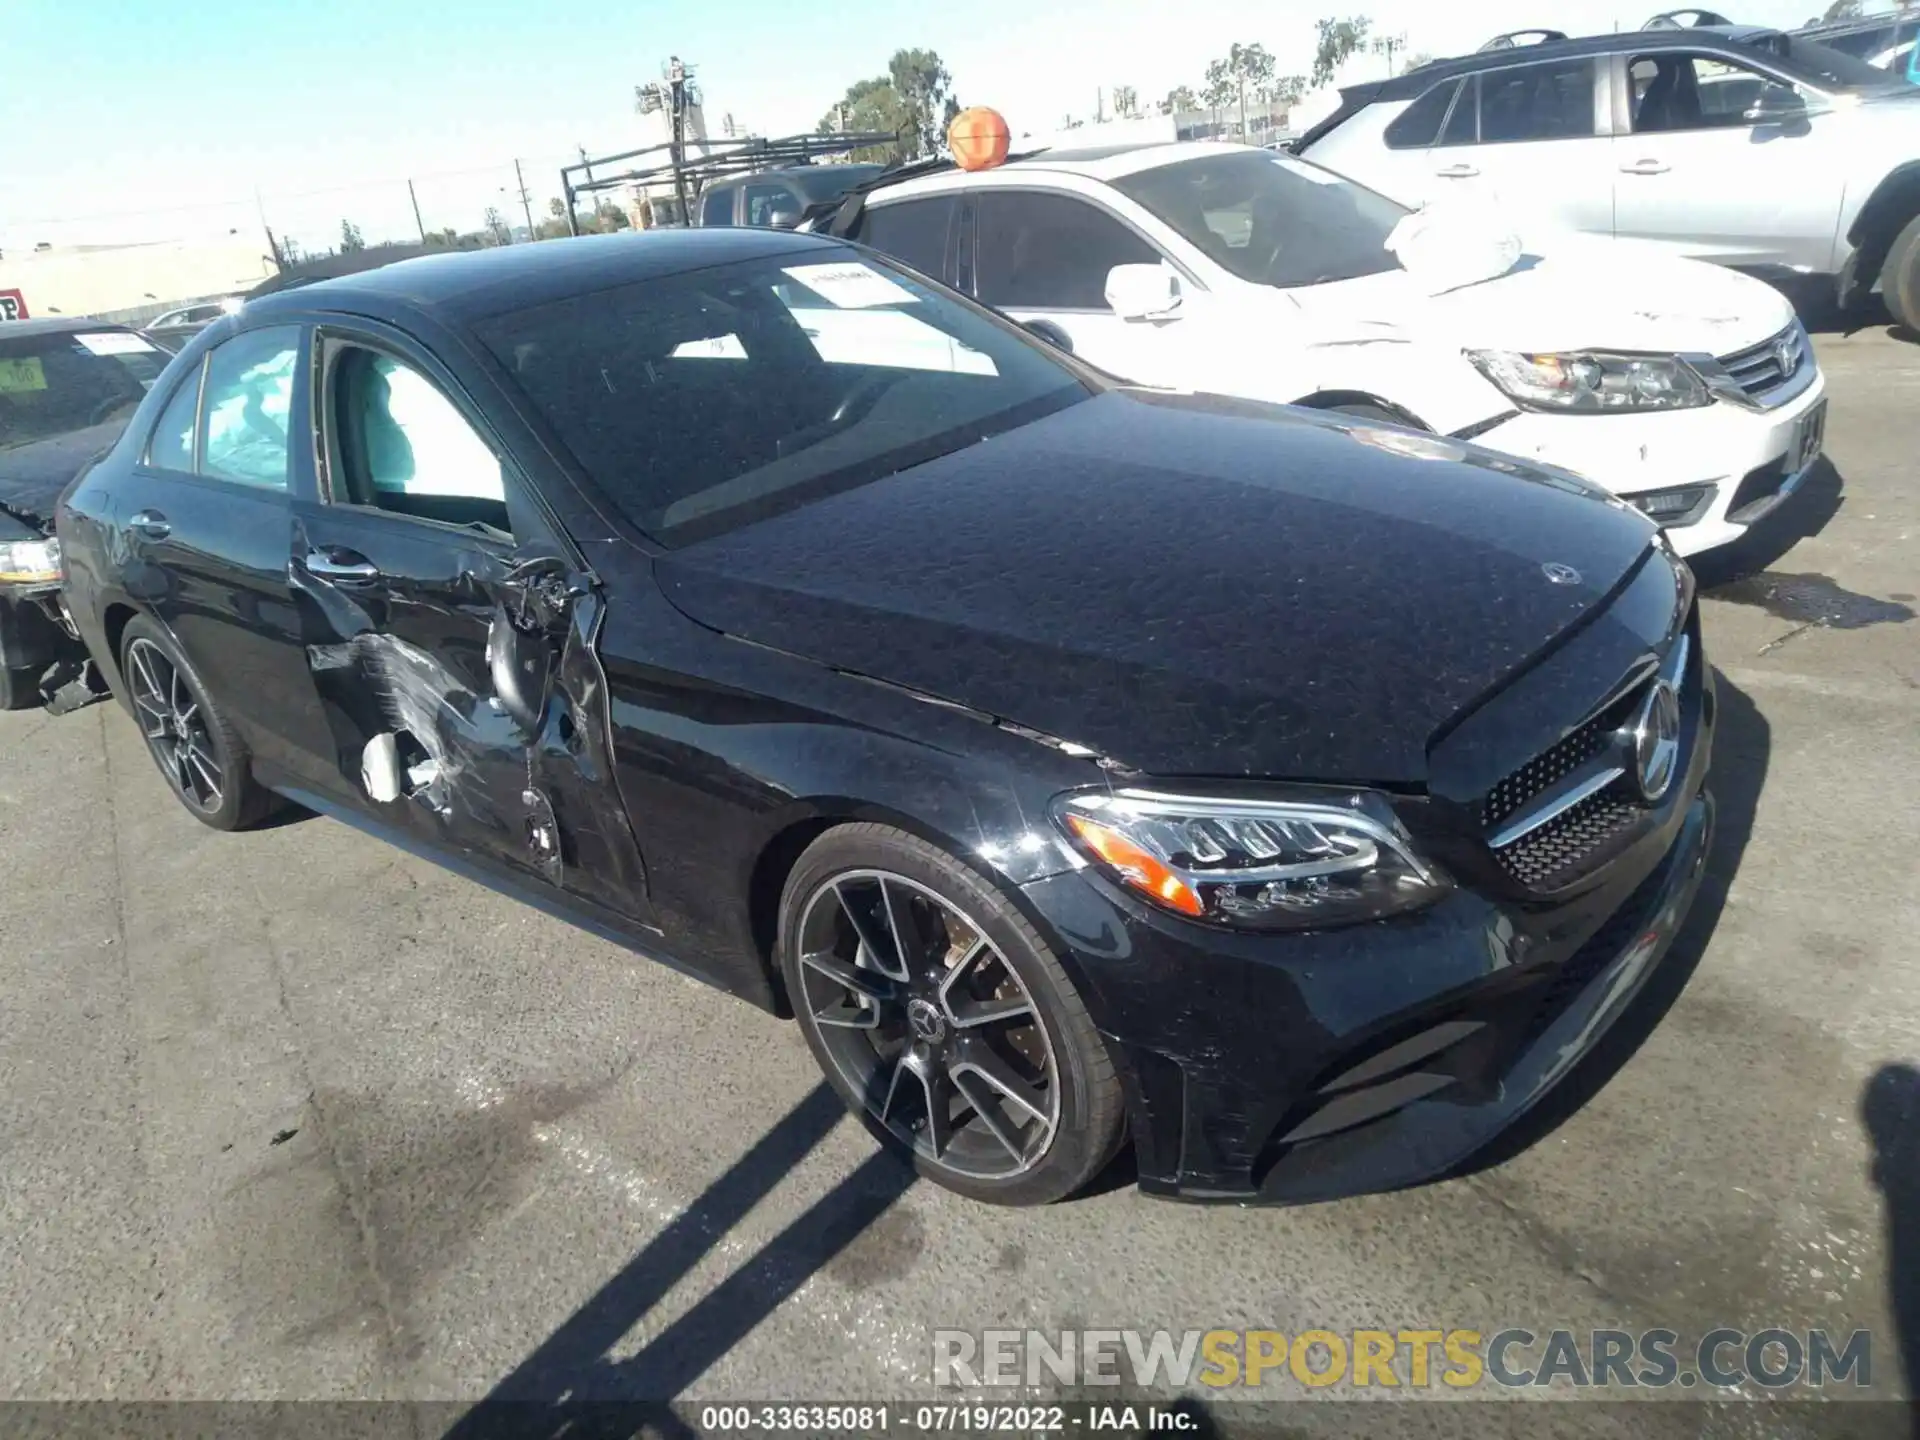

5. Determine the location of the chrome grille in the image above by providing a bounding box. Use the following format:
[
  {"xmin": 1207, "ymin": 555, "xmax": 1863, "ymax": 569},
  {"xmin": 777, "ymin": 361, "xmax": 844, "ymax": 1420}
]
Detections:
[
  {"xmin": 1715, "ymin": 321, "xmax": 1808, "ymax": 405},
  {"xmin": 1482, "ymin": 684, "xmax": 1641, "ymax": 832},
  {"xmin": 1495, "ymin": 781, "xmax": 1642, "ymax": 891}
]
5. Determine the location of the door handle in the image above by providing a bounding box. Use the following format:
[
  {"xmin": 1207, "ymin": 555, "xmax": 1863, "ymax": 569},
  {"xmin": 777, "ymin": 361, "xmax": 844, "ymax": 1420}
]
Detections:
[
  {"xmin": 1435, "ymin": 163, "xmax": 1480, "ymax": 178},
  {"xmin": 1619, "ymin": 159, "xmax": 1671, "ymax": 175},
  {"xmin": 304, "ymin": 546, "xmax": 380, "ymax": 581},
  {"xmin": 128, "ymin": 509, "xmax": 171, "ymax": 541}
]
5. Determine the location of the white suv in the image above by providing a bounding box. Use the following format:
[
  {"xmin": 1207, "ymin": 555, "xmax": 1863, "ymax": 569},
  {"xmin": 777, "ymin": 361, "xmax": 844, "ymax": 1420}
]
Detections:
[
  {"xmin": 820, "ymin": 141, "xmax": 1827, "ymax": 556},
  {"xmin": 1296, "ymin": 24, "xmax": 1920, "ymax": 331}
]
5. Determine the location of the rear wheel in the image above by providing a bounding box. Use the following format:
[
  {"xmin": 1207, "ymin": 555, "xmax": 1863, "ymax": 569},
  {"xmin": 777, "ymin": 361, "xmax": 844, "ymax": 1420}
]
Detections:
[
  {"xmin": 779, "ymin": 823, "xmax": 1125, "ymax": 1206},
  {"xmin": 120, "ymin": 615, "xmax": 281, "ymax": 830},
  {"xmin": 1880, "ymin": 213, "xmax": 1920, "ymax": 335}
]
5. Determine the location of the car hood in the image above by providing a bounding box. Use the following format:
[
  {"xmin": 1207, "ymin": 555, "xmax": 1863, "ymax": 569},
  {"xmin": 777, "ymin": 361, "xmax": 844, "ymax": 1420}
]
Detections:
[
  {"xmin": 0, "ymin": 420, "xmax": 125, "ymax": 532},
  {"xmin": 653, "ymin": 390, "xmax": 1657, "ymax": 782},
  {"xmin": 1287, "ymin": 240, "xmax": 1793, "ymax": 357}
]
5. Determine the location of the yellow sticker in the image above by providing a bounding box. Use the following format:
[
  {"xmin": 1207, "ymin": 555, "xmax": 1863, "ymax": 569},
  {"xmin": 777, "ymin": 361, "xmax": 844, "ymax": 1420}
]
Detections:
[{"xmin": 0, "ymin": 356, "xmax": 47, "ymax": 393}]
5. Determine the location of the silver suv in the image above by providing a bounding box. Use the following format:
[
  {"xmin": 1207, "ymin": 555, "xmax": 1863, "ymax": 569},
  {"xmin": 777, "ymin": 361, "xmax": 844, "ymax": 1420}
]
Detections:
[{"xmin": 1298, "ymin": 24, "xmax": 1920, "ymax": 331}]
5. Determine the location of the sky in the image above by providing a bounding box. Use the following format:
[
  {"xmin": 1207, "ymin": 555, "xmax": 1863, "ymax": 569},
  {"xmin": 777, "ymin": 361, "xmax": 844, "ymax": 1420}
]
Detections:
[{"xmin": 1, "ymin": 0, "xmax": 1830, "ymax": 254}]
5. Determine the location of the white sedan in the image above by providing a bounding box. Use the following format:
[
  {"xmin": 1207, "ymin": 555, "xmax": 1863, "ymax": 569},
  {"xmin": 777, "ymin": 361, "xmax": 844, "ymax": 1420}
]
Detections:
[{"xmin": 817, "ymin": 141, "xmax": 1827, "ymax": 557}]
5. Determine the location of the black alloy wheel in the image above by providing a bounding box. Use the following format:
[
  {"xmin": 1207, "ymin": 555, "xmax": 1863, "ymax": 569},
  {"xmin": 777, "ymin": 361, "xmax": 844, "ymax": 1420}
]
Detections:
[
  {"xmin": 119, "ymin": 615, "xmax": 280, "ymax": 831},
  {"xmin": 780, "ymin": 824, "xmax": 1125, "ymax": 1206}
]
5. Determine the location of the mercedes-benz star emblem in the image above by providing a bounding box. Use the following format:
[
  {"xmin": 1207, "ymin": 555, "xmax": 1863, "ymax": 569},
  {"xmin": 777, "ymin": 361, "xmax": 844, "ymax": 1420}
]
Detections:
[
  {"xmin": 1541, "ymin": 562, "xmax": 1582, "ymax": 586},
  {"xmin": 906, "ymin": 997, "xmax": 946, "ymax": 1044},
  {"xmin": 1626, "ymin": 678, "xmax": 1682, "ymax": 803}
]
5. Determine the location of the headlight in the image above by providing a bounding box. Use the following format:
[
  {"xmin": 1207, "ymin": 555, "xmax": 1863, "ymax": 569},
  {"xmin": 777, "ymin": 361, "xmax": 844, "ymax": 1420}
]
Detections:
[
  {"xmin": 1054, "ymin": 789, "xmax": 1448, "ymax": 931},
  {"xmin": 1467, "ymin": 349, "xmax": 1711, "ymax": 413},
  {"xmin": 0, "ymin": 536, "xmax": 61, "ymax": 586}
]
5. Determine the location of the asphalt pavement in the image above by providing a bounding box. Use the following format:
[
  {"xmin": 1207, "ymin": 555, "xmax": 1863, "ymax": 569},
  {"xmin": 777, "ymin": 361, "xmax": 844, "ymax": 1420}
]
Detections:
[{"xmin": 1, "ymin": 325, "xmax": 1915, "ymax": 1435}]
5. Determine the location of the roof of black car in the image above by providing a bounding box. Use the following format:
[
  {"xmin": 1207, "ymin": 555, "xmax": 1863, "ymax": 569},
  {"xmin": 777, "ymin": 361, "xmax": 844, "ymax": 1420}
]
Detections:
[
  {"xmin": 0, "ymin": 316, "xmax": 135, "ymax": 339},
  {"xmin": 246, "ymin": 226, "xmax": 844, "ymax": 325},
  {"xmin": 1360, "ymin": 24, "xmax": 1781, "ymax": 99}
]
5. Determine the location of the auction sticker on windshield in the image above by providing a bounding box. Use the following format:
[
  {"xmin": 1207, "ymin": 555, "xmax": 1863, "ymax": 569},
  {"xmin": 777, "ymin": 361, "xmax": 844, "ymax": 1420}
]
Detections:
[
  {"xmin": 783, "ymin": 262, "xmax": 918, "ymax": 309},
  {"xmin": 0, "ymin": 356, "xmax": 48, "ymax": 393},
  {"xmin": 74, "ymin": 331, "xmax": 159, "ymax": 357}
]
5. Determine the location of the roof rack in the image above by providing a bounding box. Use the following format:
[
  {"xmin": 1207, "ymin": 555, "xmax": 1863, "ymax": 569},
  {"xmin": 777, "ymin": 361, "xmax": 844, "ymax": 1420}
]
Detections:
[
  {"xmin": 1641, "ymin": 8, "xmax": 1734, "ymax": 27},
  {"xmin": 560, "ymin": 129, "xmax": 902, "ymax": 231},
  {"xmin": 1477, "ymin": 28, "xmax": 1568, "ymax": 51}
]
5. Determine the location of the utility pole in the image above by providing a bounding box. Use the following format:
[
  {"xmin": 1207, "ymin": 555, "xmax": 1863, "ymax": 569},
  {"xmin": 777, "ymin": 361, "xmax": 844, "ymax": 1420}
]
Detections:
[
  {"xmin": 407, "ymin": 179, "xmax": 427, "ymax": 242},
  {"xmin": 513, "ymin": 159, "xmax": 535, "ymax": 242},
  {"xmin": 667, "ymin": 56, "xmax": 693, "ymax": 228}
]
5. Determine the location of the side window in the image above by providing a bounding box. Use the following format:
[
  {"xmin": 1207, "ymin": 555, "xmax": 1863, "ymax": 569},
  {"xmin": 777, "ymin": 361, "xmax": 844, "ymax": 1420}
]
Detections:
[
  {"xmin": 330, "ymin": 347, "xmax": 511, "ymax": 536},
  {"xmin": 975, "ymin": 191, "xmax": 1159, "ymax": 311},
  {"xmin": 1630, "ymin": 53, "xmax": 1796, "ymax": 133},
  {"xmin": 145, "ymin": 363, "xmax": 202, "ymax": 471},
  {"xmin": 855, "ymin": 196, "xmax": 958, "ymax": 280},
  {"xmin": 199, "ymin": 325, "xmax": 300, "ymax": 490},
  {"xmin": 1439, "ymin": 75, "xmax": 1479, "ymax": 145},
  {"xmin": 743, "ymin": 182, "xmax": 796, "ymax": 226},
  {"xmin": 1384, "ymin": 79, "xmax": 1461, "ymax": 149},
  {"xmin": 1476, "ymin": 58, "xmax": 1598, "ymax": 143},
  {"xmin": 701, "ymin": 185, "xmax": 735, "ymax": 226}
]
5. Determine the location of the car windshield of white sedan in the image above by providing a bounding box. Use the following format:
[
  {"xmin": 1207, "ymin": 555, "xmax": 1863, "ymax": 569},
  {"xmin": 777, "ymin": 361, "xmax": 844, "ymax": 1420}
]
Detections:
[
  {"xmin": 1113, "ymin": 150, "xmax": 1408, "ymax": 288},
  {"xmin": 477, "ymin": 250, "xmax": 1088, "ymax": 545}
]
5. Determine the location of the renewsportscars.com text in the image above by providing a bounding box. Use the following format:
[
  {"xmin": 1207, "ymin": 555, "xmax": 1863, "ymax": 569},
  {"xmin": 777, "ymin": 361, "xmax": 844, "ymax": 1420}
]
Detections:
[{"xmin": 933, "ymin": 1327, "xmax": 1873, "ymax": 1392}]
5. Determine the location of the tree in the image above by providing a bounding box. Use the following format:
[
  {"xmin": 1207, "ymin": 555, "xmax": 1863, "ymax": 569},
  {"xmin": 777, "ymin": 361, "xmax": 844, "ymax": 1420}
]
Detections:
[
  {"xmin": 339, "ymin": 219, "xmax": 365, "ymax": 253},
  {"xmin": 1400, "ymin": 52, "xmax": 1435, "ymax": 74},
  {"xmin": 1262, "ymin": 74, "xmax": 1308, "ymax": 107},
  {"xmin": 1112, "ymin": 84, "xmax": 1140, "ymax": 118},
  {"xmin": 1312, "ymin": 15, "xmax": 1373, "ymax": 88},
  {"xmin": 889, "ymin": 48, "xmax": 956, "ymax": 157},
  {"xmin": 482, "ymin": 206, "xmax": 509, "ymax": 246},
  {"xmin": 594, "ymin": 202, "xmax": 631, "ymax": 232},
  {"xmin": 818, "ymin": 74, "xmax": 911, "ymax": 161},
  {"xmin": 1823, "ymin": 0, "xmax": 1864, "ymax": 15},
  {"xmin": 1162, "ymin": 84, "xmax": 1198, "ymax": 115},
  {"xmin": 1212, "ymin": 42, "xmax": 1276, "ymax": 137},
  {"xmin": 1202, "ymin": 58, "xmax": 1235, "ymax": 126}
]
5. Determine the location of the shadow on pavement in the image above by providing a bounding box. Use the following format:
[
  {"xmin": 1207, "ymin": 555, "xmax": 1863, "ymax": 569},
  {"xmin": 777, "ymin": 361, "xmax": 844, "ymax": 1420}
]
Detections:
[
  {"xmin": 444, "ymin": 1081, "xmax": 916, "ymax": 1438},
  {"xmin": 1446, "ymin": 671, "xmax": 1769, "ymax": 1179},
  {"xmin": 1863, "ymin": 1062, "xmax": 1920, "ymax": 1416}
]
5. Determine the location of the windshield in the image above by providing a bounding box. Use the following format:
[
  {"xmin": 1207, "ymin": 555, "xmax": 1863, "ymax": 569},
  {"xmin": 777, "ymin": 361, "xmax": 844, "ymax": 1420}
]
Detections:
[
  {"xmin": 1112, "ymin": 150, "xmax": 1408, "ymax": 288},
  {"xmin": 0, "ymin": 330, "xmax": 169, "ymax": 452},
  {"xmin": 477, "ymin": 248, "xmax": 1090, "ymax": 545},
  {"xmin": 1741, "ymin": 32, "xmax": 1910, "ymax": 89}
]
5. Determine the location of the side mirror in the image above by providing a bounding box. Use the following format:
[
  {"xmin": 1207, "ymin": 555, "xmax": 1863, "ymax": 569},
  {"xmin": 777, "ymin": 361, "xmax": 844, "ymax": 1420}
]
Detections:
[
  {"xmin": 764, "ymin": 204, "xmax": 803, "ymax": 229},
  {"xmin": 1105, "ymin": 263, "xmax": 1183, "ymax": 322},
  {"xmin": 1022, "ymin": 319, "xmax": 1075, "ymax": 352},
  {"xmin": 1743, "ymin": 85, "xmax": 1807, "ymax": 125},
  {"xmin": 488, "ymin": 604, "xmax": 554, "ymax": 736}
]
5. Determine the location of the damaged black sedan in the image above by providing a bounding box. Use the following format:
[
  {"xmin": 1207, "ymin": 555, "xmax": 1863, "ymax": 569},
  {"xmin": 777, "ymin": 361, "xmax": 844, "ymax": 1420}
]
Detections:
[{"xmin": 57, "ymin": 228, "xmax": 1714, "ymax": 1206}]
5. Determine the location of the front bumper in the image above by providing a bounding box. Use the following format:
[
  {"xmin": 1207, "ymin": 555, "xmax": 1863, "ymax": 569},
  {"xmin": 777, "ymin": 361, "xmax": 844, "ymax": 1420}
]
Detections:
[
  {"xmin": 1477, "ymin": 366, "xmax": 1827, "ymax": 558},
  {"xmin": 1017, "ymin": 659, "xmax": 1716, "ymax": 1204},
  {"xmin": 0, "ymin": 587, "xmax": 82, "ymax": 677}
]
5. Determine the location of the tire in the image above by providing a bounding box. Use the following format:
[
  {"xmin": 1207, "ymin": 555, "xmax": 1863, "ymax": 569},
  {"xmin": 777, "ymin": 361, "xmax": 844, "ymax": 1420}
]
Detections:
[
  {"xmin": 779, "ymin": 822, "xmax": 1125, "ymax": 1206},
  {"xmin": 119, "ymin": 615, "xmax": 282, "ymax": 831},
  {"xmin": 0, "ymin": 664, "xmax": 39, "ymax": 711},
  {"xmin": 1879, "ymin": 213, "xmax": 1920, "ymax": 336}
]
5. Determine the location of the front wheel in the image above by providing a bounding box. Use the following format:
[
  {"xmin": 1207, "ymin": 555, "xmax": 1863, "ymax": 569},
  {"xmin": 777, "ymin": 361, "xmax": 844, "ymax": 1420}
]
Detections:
[
  {"xmin": 1880, "ymin": 214, "xmax": 1920, "ymax": 336},
  {"xmin": 779, "ymin": 823, "xmax": 1125, "ymax": 1206}
]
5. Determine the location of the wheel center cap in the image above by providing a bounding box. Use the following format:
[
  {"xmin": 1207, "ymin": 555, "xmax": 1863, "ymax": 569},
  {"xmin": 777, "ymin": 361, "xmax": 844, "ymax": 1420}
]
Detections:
[{"xmin": 906, "ymin": 997, "xmax": 946, "ymax": 1045}]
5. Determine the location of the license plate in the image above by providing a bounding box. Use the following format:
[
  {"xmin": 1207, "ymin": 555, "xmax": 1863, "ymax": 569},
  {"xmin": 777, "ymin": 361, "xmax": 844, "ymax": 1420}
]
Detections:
[{"xmin": 1790, "ymin": 400, "xmax": 1826, "ymax": 476}]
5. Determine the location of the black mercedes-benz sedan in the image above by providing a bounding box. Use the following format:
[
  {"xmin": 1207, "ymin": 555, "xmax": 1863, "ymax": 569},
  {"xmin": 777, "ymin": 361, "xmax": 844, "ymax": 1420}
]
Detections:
[{"xmin": 56, "ymin": 227, "xmax": 1714, "ymax": 1207}]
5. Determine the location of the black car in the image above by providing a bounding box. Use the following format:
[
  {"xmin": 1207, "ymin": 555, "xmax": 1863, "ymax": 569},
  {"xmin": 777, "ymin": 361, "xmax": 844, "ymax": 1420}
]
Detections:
[
  {"xmin": 56, "ymin": 228, "xmax": 1715, "ymax": 1207},
  {"xmin": 2, "ymin": 317, "xmax": 170, "ymax": 708},
  {"xmin": 696, "ymin": 164, "xmax": 888, "ymax": 229}
]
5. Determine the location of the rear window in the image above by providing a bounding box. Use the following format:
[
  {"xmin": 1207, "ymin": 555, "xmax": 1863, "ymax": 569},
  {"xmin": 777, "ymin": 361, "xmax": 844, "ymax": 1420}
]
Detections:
[
  {"xmin": 0, "ymin": 330, "xmax": 169, "ymax": 452},
  {"xmin": 1384, "ymin": 80, "xmax": 1462, "ymax": 148},
  {"xmin": 476, "ymin": 249, "xmax": 1087, "ymax": 545}
]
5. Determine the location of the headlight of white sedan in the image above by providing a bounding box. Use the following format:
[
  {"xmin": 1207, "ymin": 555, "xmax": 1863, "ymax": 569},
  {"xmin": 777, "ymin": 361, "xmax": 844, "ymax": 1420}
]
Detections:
[
  {"xmin": 1055, "ymin": 789, "xmax": 1449, "ymax": 931},
  {"xmin": 0, "ymin": 536, "xmax": 61, "ymax": 587},
  {"xmin": 1467, "ymin": 349, "xmax": 1711, "ymax": 414}
]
